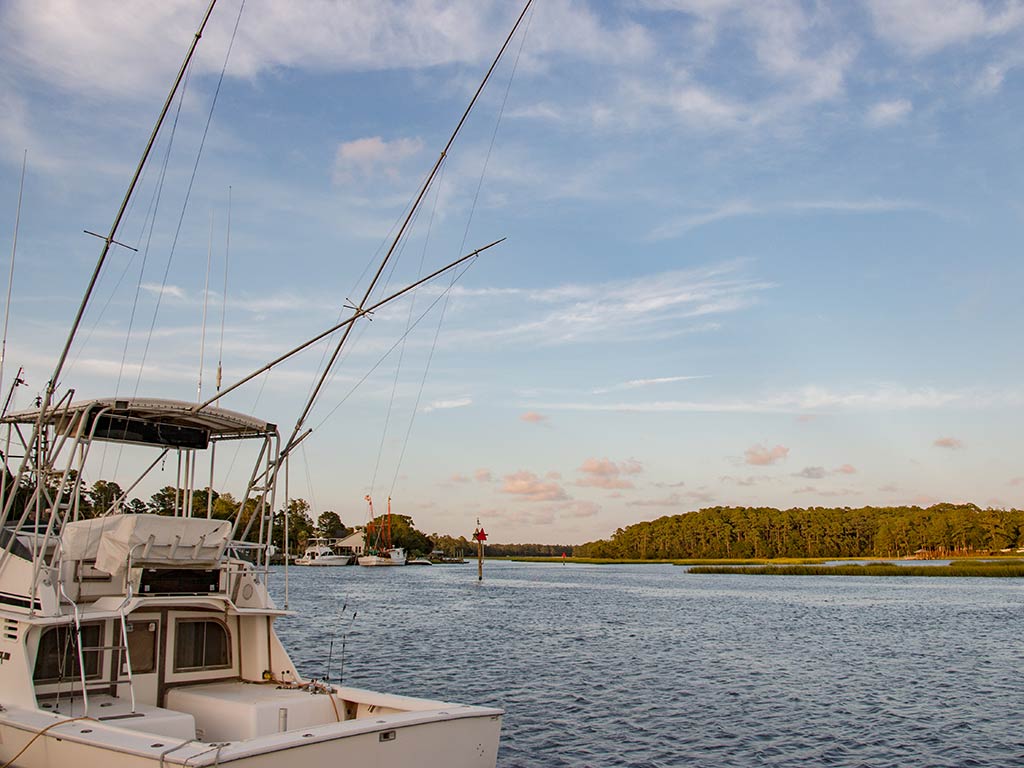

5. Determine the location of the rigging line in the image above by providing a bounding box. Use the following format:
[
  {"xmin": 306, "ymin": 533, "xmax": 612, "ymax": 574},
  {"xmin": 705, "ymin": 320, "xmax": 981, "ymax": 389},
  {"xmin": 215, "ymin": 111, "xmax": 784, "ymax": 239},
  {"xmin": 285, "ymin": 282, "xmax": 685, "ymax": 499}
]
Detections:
[
  {"xmin": 369, "ymin": 164, "xmax": 446, "ymax": 497},
  {"xmin": 69, "ymin": 113, "xmax": 177, "ymax": 383},
  {"xmin": 132, "ymin": 0, "xmax": 246, "ymax": 398},
  {"xmin": 195, "ymin": 240, "xmax": 503, "ymax": 413},
  {"xmin": 390, "ymin": 9, "xmax": 534, "ymax": 498},
  {"xmin": 63, "ymin": 68, "xmax": 179, "ymax": 382},
  {"xmin": 115, "ymin": 67, "xmax": 194, "ymax": 400},
  {"xmin": 312, "ymin": 257, "xmax": 478, "ymax": 434},
  {"xmin": 463, "ymin": 0, "xmax": 533, "ymax": 254},
  {"xmin": 301, "ymin": 191, "xmax": 424, "ymax": 414},
  {"xmin": 42, "ymin": 0, "xmax": 219, "ymax": 421},
  {"xmin": 300, "ymin": 441, "xmax": 317, "ymax": 520},
  {"xmin": 362, "ymin": 204, "xmax": 431, "ymax": 494},
  {"xmin": 88, "ymin": 140, "xmax": 174, "ymax": 400},
  {"xmin": 103, "ymin": 64, "xmax": 195, "ymax": 483},
  {"xmin": 217, "ymin": 186, "xmax": 231, "ymax": 393},
  {"xmin": 302, "ymin": 182, "xmax": 422, "ymax": 403},
  {"xmin": 221, "ymin": 366, "xmax": 270, "ymax": 492},
  {"xmin": 1, "ymin": 149, "xmax": 26, "ymax": 398},
  {"xmin": 284, "ymin": 0, "xmax": 534, "ymax": 454}
]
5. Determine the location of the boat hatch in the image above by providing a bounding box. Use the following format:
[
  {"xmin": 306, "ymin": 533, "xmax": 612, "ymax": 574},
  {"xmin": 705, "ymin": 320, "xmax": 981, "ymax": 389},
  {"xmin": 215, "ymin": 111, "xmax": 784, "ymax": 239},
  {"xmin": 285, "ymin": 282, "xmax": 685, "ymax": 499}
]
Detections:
[{"xmin": 140, "ymin": 567, "xmax": 221, "ymax": 595}]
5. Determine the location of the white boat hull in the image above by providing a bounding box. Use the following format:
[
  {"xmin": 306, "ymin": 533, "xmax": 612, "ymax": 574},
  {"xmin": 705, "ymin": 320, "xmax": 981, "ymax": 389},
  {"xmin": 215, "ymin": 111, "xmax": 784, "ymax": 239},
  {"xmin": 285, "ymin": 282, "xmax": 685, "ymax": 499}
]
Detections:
[
  {"xmin": 357, "ymin": 548, "xmax": 407, "ymax": 566},
  {"xmin": 294, "ymin": 555, "xmax": 353, "ymax": 566},
  {"xmin": 0, "ymin": 688, "xmax": 501, "ymax": 768}
]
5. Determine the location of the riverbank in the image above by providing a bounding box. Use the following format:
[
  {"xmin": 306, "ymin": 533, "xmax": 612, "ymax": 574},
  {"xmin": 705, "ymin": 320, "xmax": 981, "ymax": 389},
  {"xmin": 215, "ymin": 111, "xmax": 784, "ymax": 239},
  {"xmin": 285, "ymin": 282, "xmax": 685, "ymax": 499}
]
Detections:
[{"xmin": 689, "ymin": 560, "xmax": 1024, "ymax": 577}]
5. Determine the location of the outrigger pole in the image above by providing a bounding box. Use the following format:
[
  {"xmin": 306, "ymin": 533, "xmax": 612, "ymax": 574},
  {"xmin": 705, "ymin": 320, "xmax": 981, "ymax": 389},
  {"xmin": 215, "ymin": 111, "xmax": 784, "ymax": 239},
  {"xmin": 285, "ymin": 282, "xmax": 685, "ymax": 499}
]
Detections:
[
  {"xmin": 279, "ymin": 0, "xmax": 535, "ymax": 457},
  {"xmin": 193, "ymin": 237, "xmax": 504, "ymax": 415},
  {"xmin": 0, "ymin": 0, "xmax": 219, "ymax": 567},
  {"xmin": 45, "ymin": 0, "xmax": 219, "ymax": 409}
]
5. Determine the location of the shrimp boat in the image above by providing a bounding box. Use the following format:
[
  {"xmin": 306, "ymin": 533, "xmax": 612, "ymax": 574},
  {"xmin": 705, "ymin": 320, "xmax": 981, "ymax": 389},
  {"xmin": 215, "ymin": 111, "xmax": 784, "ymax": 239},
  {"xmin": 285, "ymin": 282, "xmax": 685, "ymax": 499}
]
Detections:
[
  {"xmin": 0, "ymin": 0, "xmax": 534, "ymax": 764},
  {"xmin": 357, "ymin": 497, "xmax": 407, "ymax": 567}
]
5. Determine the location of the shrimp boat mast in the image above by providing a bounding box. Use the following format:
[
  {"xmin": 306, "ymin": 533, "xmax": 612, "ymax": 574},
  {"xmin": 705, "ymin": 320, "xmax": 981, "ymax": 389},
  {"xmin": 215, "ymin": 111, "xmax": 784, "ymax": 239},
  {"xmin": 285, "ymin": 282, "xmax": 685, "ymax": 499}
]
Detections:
[
  {"xmin": 357, "ymin": 497, "xmax": 406, "ymax": 567},
  {"xmin": 0, "ymin": 0, "xmax": 535, "ymax": 765}
]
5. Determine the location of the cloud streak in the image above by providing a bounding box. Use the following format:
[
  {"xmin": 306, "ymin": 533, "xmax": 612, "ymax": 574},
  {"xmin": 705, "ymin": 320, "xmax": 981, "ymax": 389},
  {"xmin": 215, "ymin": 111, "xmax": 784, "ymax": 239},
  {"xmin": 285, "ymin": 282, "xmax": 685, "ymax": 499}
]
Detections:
[{"xmin": 527, "ymin": 384, "xmax": 987, "ymax": 415}]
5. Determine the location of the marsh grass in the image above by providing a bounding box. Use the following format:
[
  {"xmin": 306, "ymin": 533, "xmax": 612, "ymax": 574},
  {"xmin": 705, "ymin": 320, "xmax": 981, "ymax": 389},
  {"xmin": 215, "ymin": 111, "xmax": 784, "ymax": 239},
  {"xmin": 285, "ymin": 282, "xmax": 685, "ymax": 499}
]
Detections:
[
  {"xmin": 505, "ymin": 556, "xmax": 833, "ymax": 565},
  {"xmin": 688, "ymin": 561, "xmax": 1024, "ymax": 577}
]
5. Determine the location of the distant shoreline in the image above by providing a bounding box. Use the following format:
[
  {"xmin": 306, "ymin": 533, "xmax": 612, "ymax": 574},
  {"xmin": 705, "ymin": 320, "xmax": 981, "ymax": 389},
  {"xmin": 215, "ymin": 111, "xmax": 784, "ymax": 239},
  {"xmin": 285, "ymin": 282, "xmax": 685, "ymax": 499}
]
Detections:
[{"xmin": 503, "ymin": 556, "xmax": 1024, "ymax": 577}]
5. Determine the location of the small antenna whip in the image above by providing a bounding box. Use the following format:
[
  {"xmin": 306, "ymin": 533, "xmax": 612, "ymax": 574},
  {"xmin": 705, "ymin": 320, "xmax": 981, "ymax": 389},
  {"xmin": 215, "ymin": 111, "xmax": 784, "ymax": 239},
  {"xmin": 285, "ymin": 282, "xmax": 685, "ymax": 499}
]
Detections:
[
  {"xmin": 1, "ymin": 150, "xmax": 26, "ymax": 397},
  {"xmin": 217, "ymin": 186, "xmax": 231, "ymax": 392}
]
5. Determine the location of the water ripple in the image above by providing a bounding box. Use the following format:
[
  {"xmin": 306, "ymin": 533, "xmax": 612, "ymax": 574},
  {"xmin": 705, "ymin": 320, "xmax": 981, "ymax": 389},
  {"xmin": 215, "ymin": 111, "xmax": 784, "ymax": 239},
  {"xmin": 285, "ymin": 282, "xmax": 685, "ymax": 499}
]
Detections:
[{"xmin": 269, "ymin": 562, "xmax": 1024, "ymax": 767}]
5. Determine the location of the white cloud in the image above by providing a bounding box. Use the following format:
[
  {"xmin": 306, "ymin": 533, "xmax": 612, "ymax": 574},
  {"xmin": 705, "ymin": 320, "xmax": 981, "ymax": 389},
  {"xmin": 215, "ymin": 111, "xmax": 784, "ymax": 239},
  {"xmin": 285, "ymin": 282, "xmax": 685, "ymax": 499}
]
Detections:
[
  {"xmin": 652, "ymin": 198, "xmax": 926, "ymax": 239},
  {"xmin": 448, "ymin": 262, "xmax": 771, "ymax": 347},
  {"xmin": 866, "ymin": 98, "xmax": 912, "ymax": 127},
  {"xmin": 140, "ymin": 283, "xmax": 186, "ymax": 301},
  {"xmin": 333, "ymin": 136, "xmax": 424, "ymax": 184},
  {"xmin": 423, "ymin": 397, "xmax": 472, "ymax": 413},
  {"xmin": 866, "ymin": 0, "xmax": 1024, "ymax": 56},
  {"xmin": 1, "ymin": 1, "xmax": 651, "ymax": 98},
  {"xmin": 592, "ymin": 375, "xmax": 706, "ymax": 394},
  {"xmin": 527, "ymin": 383, "xmax": 977, "ymax": 415}
]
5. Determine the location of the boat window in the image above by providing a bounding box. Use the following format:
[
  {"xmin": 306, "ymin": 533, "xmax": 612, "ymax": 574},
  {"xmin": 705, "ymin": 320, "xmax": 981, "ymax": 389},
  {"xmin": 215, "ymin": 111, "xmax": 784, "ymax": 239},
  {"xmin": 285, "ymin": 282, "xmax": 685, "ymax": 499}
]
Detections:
[
  {"xmin": 174, "ymin": 619, "xmax": 230, "ymax": 672},
  {"xmin": 33, "ymin": 624, "xmax": 102, "ymax": 683},
  {"xmin": 121, "ymin": 620, "xmax": 158, "ymax": 675}
]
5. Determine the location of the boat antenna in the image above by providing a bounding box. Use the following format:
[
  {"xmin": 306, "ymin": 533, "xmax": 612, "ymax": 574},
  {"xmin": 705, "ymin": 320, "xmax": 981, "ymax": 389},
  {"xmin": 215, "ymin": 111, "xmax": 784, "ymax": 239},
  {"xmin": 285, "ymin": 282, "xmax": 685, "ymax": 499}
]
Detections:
[
  {"xmin": 217, "ymin": 186, "xmax": 231, "ymax": 393},
  {"xmin": 1, "ymin": 149, "xmax": 26, "ymax": 399},
  {"xmin": 282, "ymin": 453, "xmax": 289, "ymax": 607},
  {"xmin": 280, "ymin": 0, "xmax": 535, "ymax": 456},
  {"xmin": 198, "ymin": 210, "xmax": 214, "ymax": 401}
]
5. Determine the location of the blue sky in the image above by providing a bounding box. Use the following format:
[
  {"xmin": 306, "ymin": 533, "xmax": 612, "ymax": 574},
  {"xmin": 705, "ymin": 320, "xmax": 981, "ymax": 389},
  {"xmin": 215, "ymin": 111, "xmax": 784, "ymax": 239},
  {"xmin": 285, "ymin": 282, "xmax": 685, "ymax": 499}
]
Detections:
[{"xmin": 1, "ymin": 0, "xmax": 1023, "ymax": 544}]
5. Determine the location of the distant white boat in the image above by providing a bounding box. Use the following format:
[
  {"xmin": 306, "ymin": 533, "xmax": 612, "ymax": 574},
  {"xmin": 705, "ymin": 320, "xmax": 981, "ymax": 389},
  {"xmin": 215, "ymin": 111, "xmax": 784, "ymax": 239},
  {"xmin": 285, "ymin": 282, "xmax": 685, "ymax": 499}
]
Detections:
[
  {"xmin": 358, "ymin": 547, "xmax": 408, "ymax": 567},
  {"xmin": 295, "ymin": 537, "xmax": 354, "ymax": 566}
]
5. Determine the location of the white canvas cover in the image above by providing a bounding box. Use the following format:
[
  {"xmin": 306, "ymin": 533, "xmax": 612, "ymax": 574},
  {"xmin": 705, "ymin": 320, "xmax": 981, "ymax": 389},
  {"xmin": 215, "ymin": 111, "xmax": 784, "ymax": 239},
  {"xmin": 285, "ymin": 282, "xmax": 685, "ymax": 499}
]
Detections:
[{"xmin": 62, "ymin": 514, "xmax": 231, "ymax": 574}]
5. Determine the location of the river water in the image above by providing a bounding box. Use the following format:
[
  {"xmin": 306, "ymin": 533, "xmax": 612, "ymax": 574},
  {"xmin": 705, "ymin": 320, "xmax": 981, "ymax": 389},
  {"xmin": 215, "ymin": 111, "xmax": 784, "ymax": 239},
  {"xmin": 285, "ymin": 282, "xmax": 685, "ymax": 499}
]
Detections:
[{"xmin": 268, "ymin": 560, "xmax": 1024, "ymax": 767}]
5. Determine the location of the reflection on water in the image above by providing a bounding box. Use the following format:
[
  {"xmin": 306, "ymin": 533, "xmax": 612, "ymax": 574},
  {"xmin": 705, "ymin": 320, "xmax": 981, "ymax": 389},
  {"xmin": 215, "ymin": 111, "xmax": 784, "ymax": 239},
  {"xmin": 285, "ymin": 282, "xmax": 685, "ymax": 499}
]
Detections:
[{"xmin": 269, "ymin": 561, "xmax": 1024, "ymax": 767}]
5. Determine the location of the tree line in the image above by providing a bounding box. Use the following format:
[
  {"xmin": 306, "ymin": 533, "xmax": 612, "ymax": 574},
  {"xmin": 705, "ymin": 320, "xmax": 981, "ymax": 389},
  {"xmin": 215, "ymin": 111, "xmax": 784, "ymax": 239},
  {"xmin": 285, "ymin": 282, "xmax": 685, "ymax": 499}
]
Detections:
[
  {"xmin": 574, "ymin": 503, "xmax": 1024, "ymax": 560},
  {"xmin": 49, "ymin": 478, "xmax": 458, "ymax": 558}
]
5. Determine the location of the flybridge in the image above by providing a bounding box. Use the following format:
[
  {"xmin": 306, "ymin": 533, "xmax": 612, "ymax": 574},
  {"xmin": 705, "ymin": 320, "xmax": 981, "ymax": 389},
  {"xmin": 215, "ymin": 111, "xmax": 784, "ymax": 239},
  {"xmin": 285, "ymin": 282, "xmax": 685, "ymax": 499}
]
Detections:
[{"xmin": 2, "ymin": 397, "xmax": 275, "ymax": 450}]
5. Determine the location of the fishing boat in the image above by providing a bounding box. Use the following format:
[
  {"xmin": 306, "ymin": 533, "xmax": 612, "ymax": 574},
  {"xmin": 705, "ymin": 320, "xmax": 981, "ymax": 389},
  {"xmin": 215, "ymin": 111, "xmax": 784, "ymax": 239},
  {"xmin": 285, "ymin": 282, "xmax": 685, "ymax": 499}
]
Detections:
[
  {"xmin": 0, "ymin": 401, "xmax": 499, "ymax": 768},
  {"xmin": 295, "ymin": 538, "xmax": 355, "ymax": 566},
  {"xmin": 0, "ymin": 1, "xmax": 534, "ymax": 765},
  {"xmin": 357, "ymin": 497, "xmax": 407, "ymax": 567}
]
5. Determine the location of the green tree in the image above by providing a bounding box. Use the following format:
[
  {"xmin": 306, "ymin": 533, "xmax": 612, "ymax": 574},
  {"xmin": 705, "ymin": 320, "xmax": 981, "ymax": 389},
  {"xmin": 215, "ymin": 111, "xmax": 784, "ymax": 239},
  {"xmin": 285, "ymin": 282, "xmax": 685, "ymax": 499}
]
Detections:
[
  {"xmin": 148, "ymin": 486, "xmax": 179, "ymax": 516},
  {"xmin": 316, "ymin": 510, "xmax": 346, "ymax": 538},
  {"xmin": 271, "ymin": 499, "xmax": 315, "ymax": 555},
  {"xmin": 212, "ymin": 492, "xmax": 239, "ymax": 521},
  {"xmin": 88, "ymin": 480, "xmax": 124, "ymax": 516}
]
